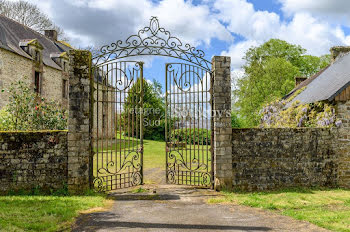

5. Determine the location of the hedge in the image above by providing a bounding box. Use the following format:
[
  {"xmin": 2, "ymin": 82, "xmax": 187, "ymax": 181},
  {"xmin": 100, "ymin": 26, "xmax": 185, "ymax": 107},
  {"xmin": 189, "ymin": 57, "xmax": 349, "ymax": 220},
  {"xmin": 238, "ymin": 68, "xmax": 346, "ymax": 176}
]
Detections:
[{"xmin": 170, "ymin": 128, "xmax": 211, "ymax": 145}]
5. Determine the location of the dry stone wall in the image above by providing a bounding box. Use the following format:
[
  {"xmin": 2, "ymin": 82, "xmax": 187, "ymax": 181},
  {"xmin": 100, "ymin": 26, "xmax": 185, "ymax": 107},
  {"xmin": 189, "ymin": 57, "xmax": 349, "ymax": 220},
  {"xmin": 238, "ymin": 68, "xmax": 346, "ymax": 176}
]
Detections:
[
  {"xmin": 231, "ymin": 128, "xmax": 339, "ymax": 191},
  {"xmin": 0, "ymin": 131, "xmax": 68, "ymax": 193},
  {"xmin": 335, "ymin": 100, "xmax": 350, "ymax": 188}
]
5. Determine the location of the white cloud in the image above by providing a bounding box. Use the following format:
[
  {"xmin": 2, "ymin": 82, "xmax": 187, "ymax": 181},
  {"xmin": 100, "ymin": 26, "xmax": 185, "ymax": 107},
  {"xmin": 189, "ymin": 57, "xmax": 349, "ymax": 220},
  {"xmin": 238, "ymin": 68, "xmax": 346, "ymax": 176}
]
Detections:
[
  {"xmin": 150, "ymin": 0, "xmax": 232, "ymax": 46},
  {"xmin": 221, "ymin": 40, "xmax": 259, "ymax": 68},
  {"xmin": 279, "ymin": 0, "xmax": 350, "ymax": 18},
  {"xmin": 29, "ymin": 0, "xmax": 232, "ymax": 49},
  {"xmin": 277, "ymin": 13, "xmax": 345, "ymax": 55},
  {"xmin": 278, "ymin": 0, "xmax": 350, "ymax": 30},
  {"xmin": 23, "ymin": 0, "xmax": 350, "ymax": 71},
  {"xmin": 214, "ymin": 0, "xmax": 280, "ymax": 41},
  {"xmin": 216, "ymin": 0, "xmax": 350, "ymax": 70}
]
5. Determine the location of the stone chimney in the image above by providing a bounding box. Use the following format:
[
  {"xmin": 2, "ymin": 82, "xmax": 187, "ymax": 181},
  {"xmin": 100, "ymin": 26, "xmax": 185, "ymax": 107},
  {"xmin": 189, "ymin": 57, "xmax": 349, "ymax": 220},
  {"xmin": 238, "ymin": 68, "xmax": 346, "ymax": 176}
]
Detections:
[
  {"xmin": 45, "ymin": 30, "xmax": 58, "ymax": 41},
  {"xmin": 295, "ymin": 76, "xmax": 307, "ymax": 87},
  {"xmin": 330, "ymin": 46, "xmax": 350, "ymax": 62}
]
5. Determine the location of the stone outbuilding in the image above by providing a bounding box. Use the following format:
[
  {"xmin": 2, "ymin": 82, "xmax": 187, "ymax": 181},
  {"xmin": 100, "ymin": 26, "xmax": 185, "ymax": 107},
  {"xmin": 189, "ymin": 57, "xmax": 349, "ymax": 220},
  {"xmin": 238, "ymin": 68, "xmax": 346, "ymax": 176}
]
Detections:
[{"xmin": 284, "ymin": 46, "xmax": 350, "ymax": 104}]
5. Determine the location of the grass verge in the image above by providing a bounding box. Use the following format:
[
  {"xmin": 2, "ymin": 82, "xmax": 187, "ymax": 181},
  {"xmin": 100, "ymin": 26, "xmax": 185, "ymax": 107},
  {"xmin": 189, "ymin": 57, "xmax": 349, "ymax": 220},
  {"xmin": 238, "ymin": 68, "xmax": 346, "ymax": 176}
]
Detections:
[
  {"xmin": 208, "ymin": 188, "xmax": 350, "ymax": 232},
  {"xmin": 0, "ymin": 193, "xmax": 109, "ymax": 232}
]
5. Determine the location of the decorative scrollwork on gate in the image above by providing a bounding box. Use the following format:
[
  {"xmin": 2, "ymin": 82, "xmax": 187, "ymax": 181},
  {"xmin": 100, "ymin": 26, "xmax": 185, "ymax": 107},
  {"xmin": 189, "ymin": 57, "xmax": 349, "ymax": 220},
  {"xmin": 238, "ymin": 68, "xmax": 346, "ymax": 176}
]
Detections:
[
  {"xmin": 165, "ymin": 62, "xmax": 213, "ymax": 188},
  {"xmin": 92, "ymin": 60, "xmax": 144, "ymax": 191},
  {"xmin": 96, "ymin": 150, "xmax": 142, "ymax": 176},
  {"xmin": 167, "ymin": 64, "xmax": 205, "ymax": 92},
  {"xmin": 168, "ymin": 150, "xmax": 208, "ymax": 171},
  {"xmin": 92, "ymin": 17, "xmax": 211, "ymax": 71}
]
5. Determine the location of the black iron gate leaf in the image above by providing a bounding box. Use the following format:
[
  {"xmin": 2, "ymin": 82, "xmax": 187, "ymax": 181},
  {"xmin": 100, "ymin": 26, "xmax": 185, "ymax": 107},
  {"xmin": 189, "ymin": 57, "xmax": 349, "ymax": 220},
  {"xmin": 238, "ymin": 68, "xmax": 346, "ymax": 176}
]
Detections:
[
  {"xmin": 165, "ymin": 63, "xmax": 213, "ymax": 188},
  {"xmin": 92, "ymin": 61, "xmax": 144, "ymax": 191}
]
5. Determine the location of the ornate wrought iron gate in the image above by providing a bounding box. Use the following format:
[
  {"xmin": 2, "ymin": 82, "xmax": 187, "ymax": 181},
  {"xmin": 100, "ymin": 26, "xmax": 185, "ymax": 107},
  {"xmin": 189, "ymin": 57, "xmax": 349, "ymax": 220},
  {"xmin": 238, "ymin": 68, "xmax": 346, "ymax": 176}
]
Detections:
[
  {"xmin": 91, "ymin": 61, "xmax": 144, "ymax": 191},
  {"xmin": 90, "ymin": 16, "xmax": 214, "ymax": 190},
  {"xmin": 165, "ymin": 63, "xmax": 213, "ymax": 188}
]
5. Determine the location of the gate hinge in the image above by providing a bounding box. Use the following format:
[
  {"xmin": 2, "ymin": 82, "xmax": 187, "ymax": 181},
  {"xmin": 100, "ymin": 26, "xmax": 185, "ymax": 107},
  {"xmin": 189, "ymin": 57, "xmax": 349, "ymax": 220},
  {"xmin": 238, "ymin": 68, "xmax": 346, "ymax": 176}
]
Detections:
[{"xmin": 138, "ymin": 146, "xmax": 144, "ymax": 153}]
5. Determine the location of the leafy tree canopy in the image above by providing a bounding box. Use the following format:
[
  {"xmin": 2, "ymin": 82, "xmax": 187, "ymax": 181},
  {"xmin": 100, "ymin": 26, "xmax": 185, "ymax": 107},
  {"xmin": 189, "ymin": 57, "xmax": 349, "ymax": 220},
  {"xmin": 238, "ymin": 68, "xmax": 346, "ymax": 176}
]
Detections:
[
  {"xmin": 123, "ymin": 78, "xmax": 165, "ymax": 140},
  {"xmin": 234, "ymin": 39, "xmax": 331, "ymax": 126}
]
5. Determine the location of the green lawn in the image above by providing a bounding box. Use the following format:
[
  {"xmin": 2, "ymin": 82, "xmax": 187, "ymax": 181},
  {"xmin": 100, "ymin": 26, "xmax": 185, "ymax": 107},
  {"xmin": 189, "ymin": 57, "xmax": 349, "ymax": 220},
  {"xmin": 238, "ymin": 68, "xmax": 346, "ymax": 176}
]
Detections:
[
  {"xmin": 92, "ymin": 138, "xmax": 165, "ymax": 177},
  {"xmin": 143, "ymin": 139, "xmax": 165, "ymax": 170},
  {"xmin": 0, "ymin": 194, "xmax": 108, "ymax": 232},
  {"xmin": 208, "ymin": 188, "xmax": 350, "ymax": 232}
]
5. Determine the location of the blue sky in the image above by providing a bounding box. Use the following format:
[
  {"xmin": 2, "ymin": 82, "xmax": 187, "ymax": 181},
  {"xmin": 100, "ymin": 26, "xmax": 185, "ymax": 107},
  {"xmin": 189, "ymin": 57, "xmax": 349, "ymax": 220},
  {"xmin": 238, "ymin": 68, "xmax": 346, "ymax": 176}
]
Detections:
[{"xmin": 22, "ymin": 0, "xmax": 350, "ymax": 90}]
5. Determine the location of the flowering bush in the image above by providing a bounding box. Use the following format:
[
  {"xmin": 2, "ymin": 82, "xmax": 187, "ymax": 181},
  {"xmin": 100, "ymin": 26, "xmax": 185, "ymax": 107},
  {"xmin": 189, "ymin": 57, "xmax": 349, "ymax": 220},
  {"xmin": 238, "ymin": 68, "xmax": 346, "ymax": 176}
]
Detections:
[
  {"xmin": 260, "ymin": 99, "xmax": 341, "ymax": 128},
  {"xmin": 0, "ymin": 80, "xmax": 67, "ymax": 131}
]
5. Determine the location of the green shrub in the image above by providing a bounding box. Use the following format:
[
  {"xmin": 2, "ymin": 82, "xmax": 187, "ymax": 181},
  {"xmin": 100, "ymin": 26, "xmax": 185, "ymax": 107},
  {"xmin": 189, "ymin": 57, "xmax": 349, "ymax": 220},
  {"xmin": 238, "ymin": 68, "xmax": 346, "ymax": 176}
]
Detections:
[
  {"xmin": 0, "ymin": 108, "xmax": 13, "ymax": 130},
  {"xmin": 171, "ymin": 128, "xmax": 211, "ymax": 145},
  {"xmin": 122, "ymin": 78, "xmax": 166, "ymax": 141},
  {"xmin": 0, "ymin": 80, "xmax": 67, "ymax": 131}
]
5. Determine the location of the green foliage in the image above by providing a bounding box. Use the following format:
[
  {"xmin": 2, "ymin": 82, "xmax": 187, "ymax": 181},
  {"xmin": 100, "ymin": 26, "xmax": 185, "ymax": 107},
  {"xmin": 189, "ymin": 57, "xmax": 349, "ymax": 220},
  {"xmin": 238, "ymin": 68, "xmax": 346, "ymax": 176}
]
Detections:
[
  {"xmin": 235, "ymin": 39, "xmax": 331, "ymax": 127},
  {"xmin": 231, "ymin": 112, "xmax": 241, "ymax": 128},
  {"xmin": 231, "ymin": 111, "xmax": 250, "ymax": 128},
  {"xmin": 0, "ymin": 80, "xmax": 67, "ymax": 131},
  {"xmin": 171, "ymin": 128, "xmax": 211, "ymax": 145},
  {"xmin": 123, "ymin": 78, "xmax": 165, "ymax": 140},
  {"xmin": 0, "ymin": 108, "xmax": 12, "ymax": 130},
  {"xmin": 298, "ymin": 54, "xmax": 330, "ymax": 77}
]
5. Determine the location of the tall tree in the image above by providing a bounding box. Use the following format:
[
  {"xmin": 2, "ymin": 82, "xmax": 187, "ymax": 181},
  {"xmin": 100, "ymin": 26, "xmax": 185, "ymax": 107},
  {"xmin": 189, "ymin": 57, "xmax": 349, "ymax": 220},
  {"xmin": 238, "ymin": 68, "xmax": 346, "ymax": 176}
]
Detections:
[
  {"xmin": 235, "ymin": 39, "xmax": 330, "ymax": 126},
  {"xmin": 123, "ymin": 78, "xmax": 166, "ymax": 140},
  {"xmin": 0, "ymin": 0, "xmax": 66, "ymax": 40}
]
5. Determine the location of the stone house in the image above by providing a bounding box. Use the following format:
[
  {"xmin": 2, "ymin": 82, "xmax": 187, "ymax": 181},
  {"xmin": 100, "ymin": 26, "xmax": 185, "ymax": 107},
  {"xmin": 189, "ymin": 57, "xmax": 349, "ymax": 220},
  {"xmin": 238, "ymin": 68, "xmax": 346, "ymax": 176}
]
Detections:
[
  {"xmin": 0, "ymin": 15, "xmax": 115, "ymax": 139},
  {"xmin": 0, "ymin": 15, "xmax": 72, "ymax": 109}
]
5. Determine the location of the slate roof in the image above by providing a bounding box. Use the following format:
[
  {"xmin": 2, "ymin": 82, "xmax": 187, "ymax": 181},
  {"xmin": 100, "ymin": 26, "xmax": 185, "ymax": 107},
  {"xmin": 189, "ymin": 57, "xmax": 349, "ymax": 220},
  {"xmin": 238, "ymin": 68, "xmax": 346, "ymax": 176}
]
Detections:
[
  {"xmin": 0, "ymin": 15, "xmax": 71, "ymax": 70},
  {"xmin": 284, "ymin": 52, "xmax": 350, "ymax": 104}
]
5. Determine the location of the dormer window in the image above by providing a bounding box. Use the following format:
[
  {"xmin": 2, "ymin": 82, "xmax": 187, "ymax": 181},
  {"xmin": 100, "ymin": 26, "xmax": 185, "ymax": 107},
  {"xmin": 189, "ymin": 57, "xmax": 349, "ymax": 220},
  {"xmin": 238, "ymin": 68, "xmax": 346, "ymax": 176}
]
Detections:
[
  {"xmin": 50, "ymin": 52, "xmax": 69, "ymax": 72},
  {"xmin": 19, "ymin": 39, "xmax": 43, "ymax": 62}
]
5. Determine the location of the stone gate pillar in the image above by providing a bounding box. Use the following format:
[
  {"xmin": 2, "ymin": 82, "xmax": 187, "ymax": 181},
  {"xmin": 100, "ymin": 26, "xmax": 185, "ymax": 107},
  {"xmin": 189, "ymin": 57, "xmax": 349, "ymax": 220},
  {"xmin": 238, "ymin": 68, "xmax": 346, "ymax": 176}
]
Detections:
[
  {"xmin": 212, "ymin": 56, "xmax": 233, "ymax": 191},
  {"xmin": 68, "ymin": 50, "xmax": 92, "ymax": 193}
]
